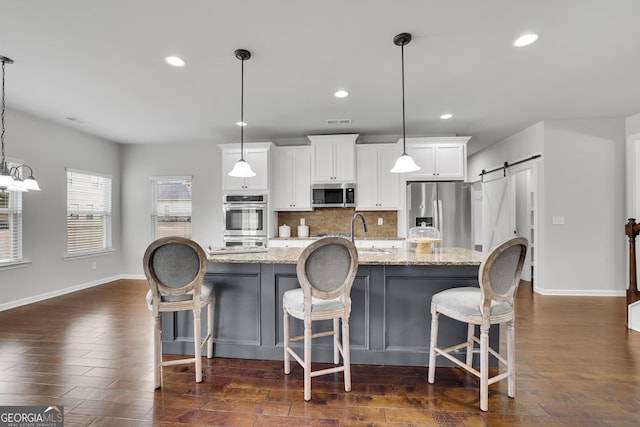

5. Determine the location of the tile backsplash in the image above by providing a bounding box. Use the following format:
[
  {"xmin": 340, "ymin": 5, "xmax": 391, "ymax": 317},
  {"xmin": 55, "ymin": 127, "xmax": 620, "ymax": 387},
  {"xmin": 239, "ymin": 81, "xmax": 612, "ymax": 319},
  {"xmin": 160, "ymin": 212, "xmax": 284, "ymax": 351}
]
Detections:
[{"xmin": 277, "ymin": 209, "xmax": 398, "ymax": 238}]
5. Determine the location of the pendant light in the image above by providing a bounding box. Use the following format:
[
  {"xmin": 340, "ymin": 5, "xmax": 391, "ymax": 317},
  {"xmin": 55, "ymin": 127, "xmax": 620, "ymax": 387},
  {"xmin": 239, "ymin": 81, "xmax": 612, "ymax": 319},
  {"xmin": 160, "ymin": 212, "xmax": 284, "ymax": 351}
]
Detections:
[
  {"xmin": 228, "ymin": 49, "xmax": 256, "ymax": 178},
  {"xmin": 0, "ymin": 56, "xmax": 40, "ymax": 191},
  {"xmin": 390, "ymin": 33, "xmax": 421, "ymax": 174}
]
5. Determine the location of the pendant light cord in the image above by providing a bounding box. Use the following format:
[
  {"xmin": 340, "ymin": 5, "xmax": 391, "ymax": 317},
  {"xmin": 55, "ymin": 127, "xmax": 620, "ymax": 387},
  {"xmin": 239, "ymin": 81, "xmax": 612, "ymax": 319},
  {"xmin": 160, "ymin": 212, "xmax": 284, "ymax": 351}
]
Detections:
[
  {"xmin": 240, "ymin": 56, "xmax": 245, "ymax": 161},
  {"xmin": 401, "ymin": 42, "xmax": 407, "ymax": 155}
]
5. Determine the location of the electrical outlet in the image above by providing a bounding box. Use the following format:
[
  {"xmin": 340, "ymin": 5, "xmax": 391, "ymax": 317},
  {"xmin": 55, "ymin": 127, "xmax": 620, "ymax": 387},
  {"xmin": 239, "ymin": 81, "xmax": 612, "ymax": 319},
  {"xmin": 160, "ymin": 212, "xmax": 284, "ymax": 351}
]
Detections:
[
  {"xmin": 378, "ymin": 217, "xmax": 383, "ymax": 226},
  {"xmin": 91, "ymin": 262, "xmax": 97, "ymax": 270}
]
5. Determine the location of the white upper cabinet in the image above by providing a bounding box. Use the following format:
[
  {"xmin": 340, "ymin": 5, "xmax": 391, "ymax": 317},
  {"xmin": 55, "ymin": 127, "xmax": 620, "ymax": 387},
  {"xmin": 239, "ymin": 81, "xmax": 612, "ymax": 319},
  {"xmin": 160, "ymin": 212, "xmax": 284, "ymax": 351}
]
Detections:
[
  {"xmin": 309, "ymin": 134, "xmax": 358, "ymax": 183},
  {"xmin": 272, "ymin": 146, "xmax": 312, "ymax": 210},
  {"xmin": 356, "ymin": 143, "xmax": 401, "ymax": 210},
  {"xmin": 404, "ymin": 136, "xmax": 470, "ymax": 181},
  {"xmin": 219, "ymin": 142, "xmax": 272, "ymax": 191}
]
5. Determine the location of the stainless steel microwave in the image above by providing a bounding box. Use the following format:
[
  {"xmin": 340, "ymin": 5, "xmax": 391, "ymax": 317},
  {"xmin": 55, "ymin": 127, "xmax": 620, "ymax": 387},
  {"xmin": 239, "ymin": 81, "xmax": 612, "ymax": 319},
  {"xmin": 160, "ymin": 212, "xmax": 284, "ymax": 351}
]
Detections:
[{"xmin": 311, "ymin": 183, "xmax": 356, "ymax": 208}]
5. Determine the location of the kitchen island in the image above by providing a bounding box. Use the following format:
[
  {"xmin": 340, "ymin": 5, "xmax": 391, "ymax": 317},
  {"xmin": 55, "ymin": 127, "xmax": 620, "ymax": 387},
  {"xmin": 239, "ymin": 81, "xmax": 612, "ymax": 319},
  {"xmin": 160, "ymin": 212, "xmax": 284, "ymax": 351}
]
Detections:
[{"xmin": 161, "ymin": 246, "xmax": 488, "ymax": 367}]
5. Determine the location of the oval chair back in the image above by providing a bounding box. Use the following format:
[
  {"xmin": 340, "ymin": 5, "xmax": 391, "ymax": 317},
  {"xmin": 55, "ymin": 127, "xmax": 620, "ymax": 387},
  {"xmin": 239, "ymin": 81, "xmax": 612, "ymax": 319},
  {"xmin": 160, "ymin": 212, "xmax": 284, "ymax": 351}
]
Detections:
[{"xmin": 296, "ymin": 237, "xmax": 359, "ymax": 315}]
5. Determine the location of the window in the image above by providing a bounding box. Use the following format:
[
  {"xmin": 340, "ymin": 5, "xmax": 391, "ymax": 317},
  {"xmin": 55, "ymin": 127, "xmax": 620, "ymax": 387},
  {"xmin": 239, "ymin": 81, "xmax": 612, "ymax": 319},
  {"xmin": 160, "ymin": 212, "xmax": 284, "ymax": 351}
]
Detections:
[
  {"xmin": 66, "ymin": 168, "xmax": 112, "ymax": 255},
  {"xmin": 151, "ymin": 176, "xmax": 192, "ymax": 239},
  {"xmin": 0, "ymin": 186, "xmax": 22, "ymax": 265}
]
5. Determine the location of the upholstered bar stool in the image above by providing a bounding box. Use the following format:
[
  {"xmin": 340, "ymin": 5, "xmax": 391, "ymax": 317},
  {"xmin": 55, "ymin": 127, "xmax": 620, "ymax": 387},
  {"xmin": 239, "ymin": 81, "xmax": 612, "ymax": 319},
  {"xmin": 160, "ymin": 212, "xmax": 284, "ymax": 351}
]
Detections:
[
  {"xmin": 428, "ymin": 236, "xmax": 527, "ymax": 411},
  {"xmin": 143, "ymin": 236, "xmax": 215, "ymax": 389},
  {"xmin": 283, "ymin": 237, "xmax": 359, "ymax": 401}
]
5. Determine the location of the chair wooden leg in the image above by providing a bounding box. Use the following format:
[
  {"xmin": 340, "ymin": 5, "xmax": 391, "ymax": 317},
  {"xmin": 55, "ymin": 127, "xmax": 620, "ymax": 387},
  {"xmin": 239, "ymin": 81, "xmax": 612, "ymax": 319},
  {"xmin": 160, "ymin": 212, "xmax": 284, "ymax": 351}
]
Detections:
[
  {"xmin": 480, "ymin": 324, "xmax": 489, "ymax": 411},
  {"xmin": 342, "ymin": 317, "xmax": 351, "ymax": 392},
  {"xmin": 466, "ymin": 323, "xmax": 475, "ymax": 366},
  {"xmin": 194, "ymin": 309, "xmax": 203, "ymax": 383},
  {"xmin": 333, "ymin": 318, "xmax": 340, "ymax": 364},
  {"xmin": 283, "ymin": 310, "xmax": 290, "ymax": 374},
  {"xmin": 507, "ymin": 320, "xmax": 515, "ymax": 398},
  {"xmin": 428, "ymin": 308, "xmax": 439, "ymax": 383},
  {"xmin": 154, "ymin": 315, "xmax": 162, "ymax": 389},
  {"xmin": 304, "ymin": 319, "xmax": 312, "ymax": 401},
  {"xmin": 207, "ymin": 301, "xmax": 214, "ymax": 359}
]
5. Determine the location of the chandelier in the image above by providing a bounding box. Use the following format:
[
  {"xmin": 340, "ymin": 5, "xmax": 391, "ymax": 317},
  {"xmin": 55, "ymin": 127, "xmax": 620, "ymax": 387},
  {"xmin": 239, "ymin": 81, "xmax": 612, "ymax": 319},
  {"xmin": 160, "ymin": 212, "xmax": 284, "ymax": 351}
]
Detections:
[{"xmin": 0, "ymin": 55, "xmax": 40, "ymax": 192}]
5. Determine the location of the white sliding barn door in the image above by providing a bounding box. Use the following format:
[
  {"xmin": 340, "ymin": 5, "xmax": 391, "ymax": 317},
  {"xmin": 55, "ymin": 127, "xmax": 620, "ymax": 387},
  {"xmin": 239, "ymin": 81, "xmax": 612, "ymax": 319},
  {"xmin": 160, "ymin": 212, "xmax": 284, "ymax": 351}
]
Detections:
[
  {"xmin": 480, "ymin": 164, "xmax": 535, "ymax": 282},
  {"xmin": 481, "ymin": 173, "xmax": 512, "ymax": 251}
]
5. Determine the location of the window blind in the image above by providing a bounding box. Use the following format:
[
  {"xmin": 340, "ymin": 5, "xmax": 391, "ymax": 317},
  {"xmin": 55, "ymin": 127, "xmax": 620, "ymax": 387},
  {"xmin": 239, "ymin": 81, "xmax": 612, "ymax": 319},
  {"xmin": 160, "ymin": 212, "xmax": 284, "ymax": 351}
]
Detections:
[
  {"xmin": 66, "ymin": 168, "xmax": 112, "ymax": 255},
  {"xmin": 0, "ymin": 186, "xmax": 22, "ymax": 264},
  {"xmin": 150, "ymin": 176, "xmax": 192, "ymax": 239}
]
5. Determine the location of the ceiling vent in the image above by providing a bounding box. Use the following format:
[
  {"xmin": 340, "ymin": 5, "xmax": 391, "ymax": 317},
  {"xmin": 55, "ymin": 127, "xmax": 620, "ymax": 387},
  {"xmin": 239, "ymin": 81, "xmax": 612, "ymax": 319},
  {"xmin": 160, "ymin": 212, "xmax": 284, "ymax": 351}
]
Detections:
[{"xmin": 325, "ymin": 118, "xmax": 352, "ymax": 125}]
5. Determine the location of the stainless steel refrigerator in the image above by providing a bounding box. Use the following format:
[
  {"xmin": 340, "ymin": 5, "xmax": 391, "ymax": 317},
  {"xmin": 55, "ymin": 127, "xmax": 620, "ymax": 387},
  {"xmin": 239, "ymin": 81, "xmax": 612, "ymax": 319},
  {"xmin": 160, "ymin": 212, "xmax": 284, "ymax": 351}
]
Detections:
[{"xmin": 406, "ymin": 181, "xmax": 472, "ymax": 249}]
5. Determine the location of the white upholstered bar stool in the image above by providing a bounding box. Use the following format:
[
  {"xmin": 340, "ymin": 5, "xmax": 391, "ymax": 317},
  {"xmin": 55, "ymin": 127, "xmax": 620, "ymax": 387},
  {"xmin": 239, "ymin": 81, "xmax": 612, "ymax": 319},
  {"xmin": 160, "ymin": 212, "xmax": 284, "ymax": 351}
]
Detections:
[
  {"xmin": 283, "ymin": 237, "xmax": 359, "ymax": 401},
  {"xmin": 143, "ymin": 236, "xmax": 215, "ymax": 389},
  {"xmin": 428, "ymin": 236, "xmax": 528, "ymax": 411}
]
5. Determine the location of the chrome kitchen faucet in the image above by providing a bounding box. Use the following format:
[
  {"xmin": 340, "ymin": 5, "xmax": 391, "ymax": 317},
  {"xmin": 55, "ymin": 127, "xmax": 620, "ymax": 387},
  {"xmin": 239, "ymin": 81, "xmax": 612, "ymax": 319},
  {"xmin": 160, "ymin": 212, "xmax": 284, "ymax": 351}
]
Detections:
[{"xmin": 351, "ymin": 213, "xmax": 368, "ymax": 243}]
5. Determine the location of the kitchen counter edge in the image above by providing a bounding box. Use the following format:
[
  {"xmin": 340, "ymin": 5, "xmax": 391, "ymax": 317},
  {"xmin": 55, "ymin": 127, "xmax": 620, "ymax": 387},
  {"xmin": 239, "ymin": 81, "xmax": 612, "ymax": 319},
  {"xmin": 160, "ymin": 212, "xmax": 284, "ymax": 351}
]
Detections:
[{"xmin": 208, "ymin": 247, "xmax": 484, "ymax": 266}]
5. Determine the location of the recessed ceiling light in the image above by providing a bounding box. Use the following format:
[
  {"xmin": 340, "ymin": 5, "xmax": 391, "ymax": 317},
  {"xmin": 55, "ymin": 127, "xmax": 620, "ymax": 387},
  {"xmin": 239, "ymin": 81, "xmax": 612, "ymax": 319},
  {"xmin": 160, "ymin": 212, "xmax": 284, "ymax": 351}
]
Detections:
[
  {"xmin": 440, "ymin": 113, "xmax": 453, "ymax": 120},
  {"xmin": 236, "ymin": 121, "xmax": 247, "ymax": 127},
  {"xmin": 513, "ymin": 33, "xmax": 539, "ymax": 48},
  {"xmin": 334, "ymin": 90, "xmax": 349, "ymax": 98},
  {"xmin": 165, "ymin": 56, "xmax": 186, "ymax": 67}
]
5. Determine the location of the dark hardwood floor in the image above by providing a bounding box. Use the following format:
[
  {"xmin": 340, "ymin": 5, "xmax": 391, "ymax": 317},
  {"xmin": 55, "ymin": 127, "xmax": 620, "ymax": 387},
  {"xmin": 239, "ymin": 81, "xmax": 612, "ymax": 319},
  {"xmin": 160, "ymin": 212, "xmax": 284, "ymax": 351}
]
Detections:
[{"xmin": 0, "ymin": 279, "xmax": 639, "ymax": 426}]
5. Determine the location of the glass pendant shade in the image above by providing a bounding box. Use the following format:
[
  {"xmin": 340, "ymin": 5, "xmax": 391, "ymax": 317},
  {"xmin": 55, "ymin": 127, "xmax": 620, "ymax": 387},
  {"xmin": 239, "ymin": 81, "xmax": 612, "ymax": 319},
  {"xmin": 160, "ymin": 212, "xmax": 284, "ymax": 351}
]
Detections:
[
  {"xmin": 0, "ymin": 171, "xmax": 14, "ymax": 187},
  {"xmin": 8, "ymin": 180, "xmax": 28, "ymax": 192},
  {"xmin": 390, "ymin": 153, "xmax": 421, "ymax": 173},
  {"xmin": 228, "ymin": 159, "xmax": 256, "ymax": 178},
  {"xmin": 23, "ymin": 175, "xmax": 41, "ymax": 191}
]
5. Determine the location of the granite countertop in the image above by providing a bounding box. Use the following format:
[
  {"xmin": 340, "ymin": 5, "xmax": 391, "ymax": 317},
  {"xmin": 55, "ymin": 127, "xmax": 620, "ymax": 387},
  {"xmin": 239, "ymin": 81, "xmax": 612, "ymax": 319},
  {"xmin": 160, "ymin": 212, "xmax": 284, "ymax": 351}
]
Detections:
[{"xmin": 207, "ymin": 247, "xmax": 484, "ymax": 266}]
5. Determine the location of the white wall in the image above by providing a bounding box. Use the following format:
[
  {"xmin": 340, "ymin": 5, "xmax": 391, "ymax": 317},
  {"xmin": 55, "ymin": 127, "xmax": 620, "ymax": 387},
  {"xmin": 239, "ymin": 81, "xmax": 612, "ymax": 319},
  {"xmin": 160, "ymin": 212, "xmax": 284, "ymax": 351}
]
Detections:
[
  {"xmin": 543, "ymin": 120, "xmax": 625, "ymax": 295},
  {"xmin": 469, "ymin": 119, "xmax": 626, "ymax": 296},
  {"xmin": 625, "ymin": 113, "xmax": 640, "ymax": 218},
  {"xmin": 120, "ymin": 141, "xmax": 222, "ymax": 276},
  {"xmin": 0, "ymin": 109, "xmax": 122, "ymax": 309},
  {"xmin": 626, "ymin": 112, "xmax": 640, "ymax": 137}
]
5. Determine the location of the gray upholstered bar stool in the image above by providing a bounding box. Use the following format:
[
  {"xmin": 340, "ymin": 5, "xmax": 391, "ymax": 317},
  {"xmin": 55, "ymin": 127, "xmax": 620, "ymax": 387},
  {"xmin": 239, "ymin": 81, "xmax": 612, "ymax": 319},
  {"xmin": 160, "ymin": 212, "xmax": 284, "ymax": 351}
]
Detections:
[
  {"xmin": 143, "ymin": 236, "xmax": 215, "ymax": 389},
  {"xmin": 428, "ymin": 236, "xmax": 528, "ymax": 411},
  {"xmin": 283, "ymin": 237, "xmax": 359, "ymax": 401}
]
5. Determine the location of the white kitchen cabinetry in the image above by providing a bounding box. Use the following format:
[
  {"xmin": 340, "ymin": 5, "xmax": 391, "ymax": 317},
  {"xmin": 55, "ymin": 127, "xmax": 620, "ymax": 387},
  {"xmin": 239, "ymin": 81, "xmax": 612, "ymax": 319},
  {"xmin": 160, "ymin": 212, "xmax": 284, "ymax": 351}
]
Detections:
[
  {"xmin": 356, "ymin": 143, "xmax": 401, "ymax": 210},
  {"xmin": 309, "ymin": 134, "xmax": 358, "ymax": 183},
  {"xmin": 272, "ymin": 146, "xmax": 312, "ymax": 210},
  {"xmin": 404, "ymin": 137, "xmax": 470, "ymax": 181},
  {"xmin": 219, "ymin": 143, "xmax": 272, "ymax": 191}
]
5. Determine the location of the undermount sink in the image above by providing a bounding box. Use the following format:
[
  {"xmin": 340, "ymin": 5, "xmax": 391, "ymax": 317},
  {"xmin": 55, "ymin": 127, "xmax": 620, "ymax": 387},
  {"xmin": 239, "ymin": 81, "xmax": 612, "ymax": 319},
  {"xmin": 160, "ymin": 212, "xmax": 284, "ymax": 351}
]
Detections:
[{"xmin": 358, "ymin": 248, "xmax": 392, "ymax": 255}]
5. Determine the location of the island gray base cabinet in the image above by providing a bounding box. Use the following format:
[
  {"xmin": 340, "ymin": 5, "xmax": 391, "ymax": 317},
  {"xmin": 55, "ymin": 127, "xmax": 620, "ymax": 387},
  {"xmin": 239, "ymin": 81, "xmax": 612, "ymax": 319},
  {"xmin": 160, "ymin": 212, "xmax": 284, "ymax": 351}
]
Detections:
[{"xmin": 160, "ymin": 262, "xmax": 498, "ymax": 367}]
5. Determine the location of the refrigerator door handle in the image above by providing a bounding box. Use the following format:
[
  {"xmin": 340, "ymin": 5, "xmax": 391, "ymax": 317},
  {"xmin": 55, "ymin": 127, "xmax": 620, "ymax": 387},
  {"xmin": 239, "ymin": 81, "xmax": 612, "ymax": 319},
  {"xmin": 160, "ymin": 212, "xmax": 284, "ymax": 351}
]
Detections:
[{"xmin": 438, "ymin": 199, "xmax": 444, "ymax": 238}]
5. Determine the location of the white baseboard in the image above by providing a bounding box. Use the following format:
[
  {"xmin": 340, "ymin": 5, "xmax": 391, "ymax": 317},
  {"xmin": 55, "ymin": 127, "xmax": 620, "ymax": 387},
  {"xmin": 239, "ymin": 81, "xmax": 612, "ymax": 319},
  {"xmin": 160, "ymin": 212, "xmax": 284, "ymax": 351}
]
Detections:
[
  {"xmin": 533, "ymin": 287, "xmax": 625, "ymax": 297},
  {"xmin": 0, "ymin": 275, "xmax": 122, "ymax": 312},
  {"xmin": 120, "ymin": 274, "xmax": 146, "ymax": 280}
]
